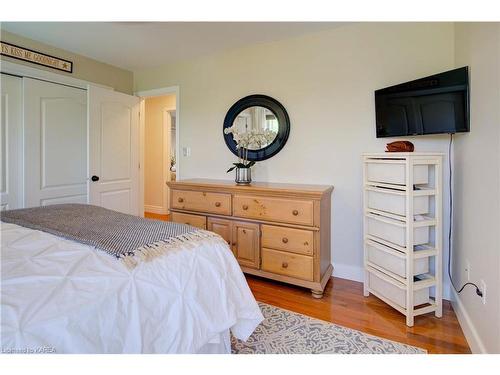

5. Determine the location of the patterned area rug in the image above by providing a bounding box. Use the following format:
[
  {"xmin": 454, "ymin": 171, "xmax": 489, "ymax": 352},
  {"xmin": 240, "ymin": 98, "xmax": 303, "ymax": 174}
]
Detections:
[{"xmin": 231, "ymin": 303, "xmax": 426, "ymax": 354}]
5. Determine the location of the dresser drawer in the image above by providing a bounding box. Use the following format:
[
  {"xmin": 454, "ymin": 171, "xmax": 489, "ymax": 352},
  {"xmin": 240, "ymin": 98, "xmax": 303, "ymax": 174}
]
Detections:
[
  {"xmin": 367, "ymin": 187, "xmax": 429, "ymax": 217},
  {"xmin": 261, "ymin": 248, "xmax": 313, "ymax": 281},
  {"xmin": 233, "ymin": 195, "xmax": 314, "ymax": 226},
  {"xmin": 367, "ymin": 267, "xmax": 429, "ymax": 309},
  {"xmin": 366, "ymin": 162, "xmax": 428, "ymax": 186},
  {"xmin": 170, "ymin": 212, "xmax": 207, "ymax": 229},
  {"xmin": 366, "ymin": 240, "xmax": 428, "ymax": 278},
  {"xmin": 366, "ymin": 213, "xmax": 429, "ymax": 248},
  {"xmin": 171, "ymin": 190, "xmax": 231, "ymax": 215},
  {"xmin": 261, "ymin": 225, "xmax": 314, "ymax": 256}
]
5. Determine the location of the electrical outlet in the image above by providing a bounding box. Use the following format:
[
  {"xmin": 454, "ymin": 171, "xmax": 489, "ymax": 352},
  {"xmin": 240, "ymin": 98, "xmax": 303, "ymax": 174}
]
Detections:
[
  {"xmin": 465, "ymin": 260, "xmax": 471, "ymax": 281},
  {"xmin": 480, "ymin": 280, "xmax": 486, "ymax": 305},
  {"xmin": 182, "ymin": 147, "xmax": 191, "ymax": 157}
]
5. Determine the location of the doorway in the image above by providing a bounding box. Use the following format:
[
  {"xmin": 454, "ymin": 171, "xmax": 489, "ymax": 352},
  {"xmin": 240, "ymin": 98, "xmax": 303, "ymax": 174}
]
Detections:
[{"xmin": 141, "ymin": 91, "xmax": 177, "ymax": 218}]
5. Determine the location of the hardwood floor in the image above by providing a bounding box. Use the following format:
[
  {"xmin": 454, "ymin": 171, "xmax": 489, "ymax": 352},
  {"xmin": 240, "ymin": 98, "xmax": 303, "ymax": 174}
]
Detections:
[
  {"xmin": 247, "ymin": 275, "xmax": 470, "ymax": 354},
  {"xmin": 146, "ymin": 210, "xmax": 470, "ymax": 354},
  {"xmin": 144, "ymin": 212, "xmax": 170, "ymax": 221}
]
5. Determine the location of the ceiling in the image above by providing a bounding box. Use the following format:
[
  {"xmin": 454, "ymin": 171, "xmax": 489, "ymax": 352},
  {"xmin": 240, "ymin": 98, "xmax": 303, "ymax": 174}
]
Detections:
[{"xmin": 1, "ymin": 22, "xmax": 347, "ymax": 71}]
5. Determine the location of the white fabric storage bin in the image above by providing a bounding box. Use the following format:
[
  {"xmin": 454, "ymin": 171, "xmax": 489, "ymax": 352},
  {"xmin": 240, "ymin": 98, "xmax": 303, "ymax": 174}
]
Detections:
[
  {"xmin": 367, "ymin": 188, "xmax": 429, "ymax": 216},
  {"xmin": 366, "ymin": 241, "xmax": 429, "ymax": 278},
  {"xmin": 366, "ymin": 162, "xmax": 428, "ymax": 185},
  {"xmin": 367, "ymin": 214, "xmax": 428, "ymax": 247},
  {"xmin": 368, "ymin": 269, "xmax": 429, "ymax": 308}
]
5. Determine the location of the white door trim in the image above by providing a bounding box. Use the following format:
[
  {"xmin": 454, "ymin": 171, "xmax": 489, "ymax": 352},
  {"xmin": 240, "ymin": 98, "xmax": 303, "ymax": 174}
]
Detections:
[
  {"xmin": 0, "ymin": 60, "xmax": 113, "ymax": 91},
  {"xmin": 135, "ymin": 86, "xmax": 178, "ymax": 98}
]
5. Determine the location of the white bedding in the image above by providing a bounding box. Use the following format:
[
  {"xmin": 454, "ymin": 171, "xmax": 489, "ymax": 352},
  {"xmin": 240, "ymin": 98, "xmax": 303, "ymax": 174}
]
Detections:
[{"xmin": 0, "ymin": 222, "xmax": 263, "ymax": 354}]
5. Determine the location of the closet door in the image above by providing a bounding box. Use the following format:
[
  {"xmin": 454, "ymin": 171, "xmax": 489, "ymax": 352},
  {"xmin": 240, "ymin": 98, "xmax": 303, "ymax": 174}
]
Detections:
[
  {"xmin": 23, "ymin": 78, "xmax": 87, "ymax": 207},
  {"xmin": 88, "ymin": 86, "xmax": 140, "ymax": 215},
  {"xmin": 0, "ymin": 74, "xmax": 23, "ymax": 210}
]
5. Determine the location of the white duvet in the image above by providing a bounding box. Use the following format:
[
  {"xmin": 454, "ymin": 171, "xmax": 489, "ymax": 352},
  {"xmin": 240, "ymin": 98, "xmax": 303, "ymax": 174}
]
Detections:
[{"xmin": 0, "ymin": 222, "xmax": 263, "ymax": 353}]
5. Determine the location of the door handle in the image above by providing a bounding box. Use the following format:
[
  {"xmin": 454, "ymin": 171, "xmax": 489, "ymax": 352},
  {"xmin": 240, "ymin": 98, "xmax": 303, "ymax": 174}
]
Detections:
[{"xmin": 91, "ymin": 175, "xmax": 100, "ymax": 182}]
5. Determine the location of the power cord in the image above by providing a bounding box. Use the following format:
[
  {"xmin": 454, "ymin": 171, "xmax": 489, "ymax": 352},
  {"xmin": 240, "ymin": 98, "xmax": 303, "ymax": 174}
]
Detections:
[{"xmin": 447, "ymin": 133, "xmax": 483, "ymax": 297}]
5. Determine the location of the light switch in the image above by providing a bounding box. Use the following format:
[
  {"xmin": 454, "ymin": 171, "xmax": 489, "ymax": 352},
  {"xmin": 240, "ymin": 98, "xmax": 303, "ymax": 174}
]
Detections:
[{"xmin": 182, "ymin": 147, "xmax": 191, "ymax": 157}]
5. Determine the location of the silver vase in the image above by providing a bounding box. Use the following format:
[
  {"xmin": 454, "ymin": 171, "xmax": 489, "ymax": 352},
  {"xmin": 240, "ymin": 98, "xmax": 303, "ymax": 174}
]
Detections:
[{"xmin": 235, "ymin": 167, "xmax": 251, "ymax": 185}]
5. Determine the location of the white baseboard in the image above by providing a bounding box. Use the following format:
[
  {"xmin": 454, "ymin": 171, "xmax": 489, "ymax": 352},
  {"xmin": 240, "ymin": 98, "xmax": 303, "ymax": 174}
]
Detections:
[
  {"xmin": 144, "ymin": 205, "xmax": 168, "ymax": 215},
  {"xmin": 450, "ymin": 288, "xmax": 487, "ymax": 353}
]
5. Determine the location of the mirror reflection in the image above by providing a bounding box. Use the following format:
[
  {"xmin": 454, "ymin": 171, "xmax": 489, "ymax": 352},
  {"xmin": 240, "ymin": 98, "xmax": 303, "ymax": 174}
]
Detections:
[{"xmin": 231, "ymin": 106, "xmax": 279, "ymax": 150}]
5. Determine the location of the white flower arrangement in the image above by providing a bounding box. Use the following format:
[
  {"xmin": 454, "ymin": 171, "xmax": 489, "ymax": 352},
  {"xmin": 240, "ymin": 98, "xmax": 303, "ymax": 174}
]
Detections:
[{"xmin": 224, "ymin": 125, "xmax": 277, "ymax": 172}]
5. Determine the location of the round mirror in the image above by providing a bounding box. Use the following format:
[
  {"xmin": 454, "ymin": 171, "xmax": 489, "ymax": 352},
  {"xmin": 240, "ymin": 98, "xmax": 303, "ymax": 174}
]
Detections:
[
  {"xmin": 223, "ymin": 95, "xmax": 290, "ymax": 161},
  {"xmin": 231, "ymin": 106, "xmax": 279, "ymax": 150}
]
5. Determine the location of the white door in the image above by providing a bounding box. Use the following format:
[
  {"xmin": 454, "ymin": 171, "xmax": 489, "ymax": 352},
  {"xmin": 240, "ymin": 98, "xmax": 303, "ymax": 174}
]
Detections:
[
  {"xmin": 0, "ymin": 74, "xmax": 23, "ymax": 210},
  {"xmin": 88, "ymin": 86, "xmax": 140, "ymax": 215},
  {"xmin": 23, "ymin": 78, "xmax": 88, "ymax": 208}
]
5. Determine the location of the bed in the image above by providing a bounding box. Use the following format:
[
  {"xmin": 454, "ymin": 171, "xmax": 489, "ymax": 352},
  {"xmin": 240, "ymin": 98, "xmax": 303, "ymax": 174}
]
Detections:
[{"xmin": 0, "ymin": 204, "xmax": 263, "ymax": 354}]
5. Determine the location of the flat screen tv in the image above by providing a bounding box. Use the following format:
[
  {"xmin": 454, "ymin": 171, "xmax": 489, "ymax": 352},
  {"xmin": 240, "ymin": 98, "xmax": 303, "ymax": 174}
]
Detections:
[{"xmin": 375, "ymin": 67, "xmax": 470, "ymax": 138}]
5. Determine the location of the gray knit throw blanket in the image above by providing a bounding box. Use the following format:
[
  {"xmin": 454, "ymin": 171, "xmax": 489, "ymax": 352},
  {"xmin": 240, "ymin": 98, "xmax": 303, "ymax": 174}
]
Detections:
[{"xmin": 1, "ymin": 204, "xmax": 220, "ymax": 268}]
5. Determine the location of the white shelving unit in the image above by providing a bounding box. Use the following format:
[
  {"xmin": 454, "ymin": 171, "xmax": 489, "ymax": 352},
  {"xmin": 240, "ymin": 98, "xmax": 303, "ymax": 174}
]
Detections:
[{"xmin": 363, "ymin": 152, "xmax": 443, "ymax": 327}]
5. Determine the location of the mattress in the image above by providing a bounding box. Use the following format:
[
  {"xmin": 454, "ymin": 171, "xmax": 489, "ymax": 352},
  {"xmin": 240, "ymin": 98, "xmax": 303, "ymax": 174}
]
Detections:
[{"xmin": 0, "ymin": 222, "xmax": 263, "ymax": 353}]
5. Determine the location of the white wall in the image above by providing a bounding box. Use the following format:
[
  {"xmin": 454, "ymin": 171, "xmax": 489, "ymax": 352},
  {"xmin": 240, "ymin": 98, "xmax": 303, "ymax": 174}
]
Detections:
[
  {"xmin": 134, "ymin": 22, "xmax": 456, "ymax": 296},
  {"xmin": 144, "ymin": 94, "xmax": 176, "ymax": 213},
  {"xmin": 452, "ymin": 23, "xmax": 500, "ymax": 353}
]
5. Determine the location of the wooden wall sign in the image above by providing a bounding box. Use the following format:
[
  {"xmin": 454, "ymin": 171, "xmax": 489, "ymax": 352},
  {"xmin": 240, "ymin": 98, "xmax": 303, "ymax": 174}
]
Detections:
[{"xmin": 0, "ymin": 41, "xmax": 73, "ymax": 73}]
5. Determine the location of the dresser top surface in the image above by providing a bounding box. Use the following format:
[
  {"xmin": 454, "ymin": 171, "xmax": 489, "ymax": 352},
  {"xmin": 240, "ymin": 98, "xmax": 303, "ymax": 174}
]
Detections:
[
  {"xmin": 363, "ymin": 152, "xmax": 445, "ymax": 156},
  {"xmin": 168, "ymin": 179, "xmax": 333, "ymax": 198}
]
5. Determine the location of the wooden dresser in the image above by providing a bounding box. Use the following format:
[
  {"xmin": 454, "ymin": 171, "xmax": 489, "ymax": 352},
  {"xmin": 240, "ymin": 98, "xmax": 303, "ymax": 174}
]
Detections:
[{"xmin": 167, "ymin": 179, "xmax": 333, "ymax": 298}]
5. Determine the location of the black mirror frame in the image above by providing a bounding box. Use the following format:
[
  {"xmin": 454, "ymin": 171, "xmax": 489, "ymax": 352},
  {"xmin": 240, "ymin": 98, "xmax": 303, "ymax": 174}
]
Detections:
[{"xmin": 223, "ymin": 94, "xmax": 290, "ymax": 161}]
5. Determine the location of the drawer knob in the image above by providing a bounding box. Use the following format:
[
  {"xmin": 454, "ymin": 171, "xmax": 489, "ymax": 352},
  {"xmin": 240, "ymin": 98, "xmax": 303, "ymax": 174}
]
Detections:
[
  {"xmin": 242, "ymin": 229, "xmax": 246, "ymax": 234},
  {"xmin": 242, "ymin": 205, "xmax": 249, "ymax": 210},
  {"xmin": 282, "ymin": 237, "xmax": 289, "ymax": 244},
  {"xmin": 282, "ymin": 262, "xmax": 288, "ymax": 269},
  {"xmin": 178, "ymin": 197, "xmax": 184, "ymax": 203},
  {"xmin": 215, "ymin": 202, "xmax": 221, "ymax": 207},
  {"xmin": 292, "ymin": 210, "xmax": 299, "ymax": 216}
]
